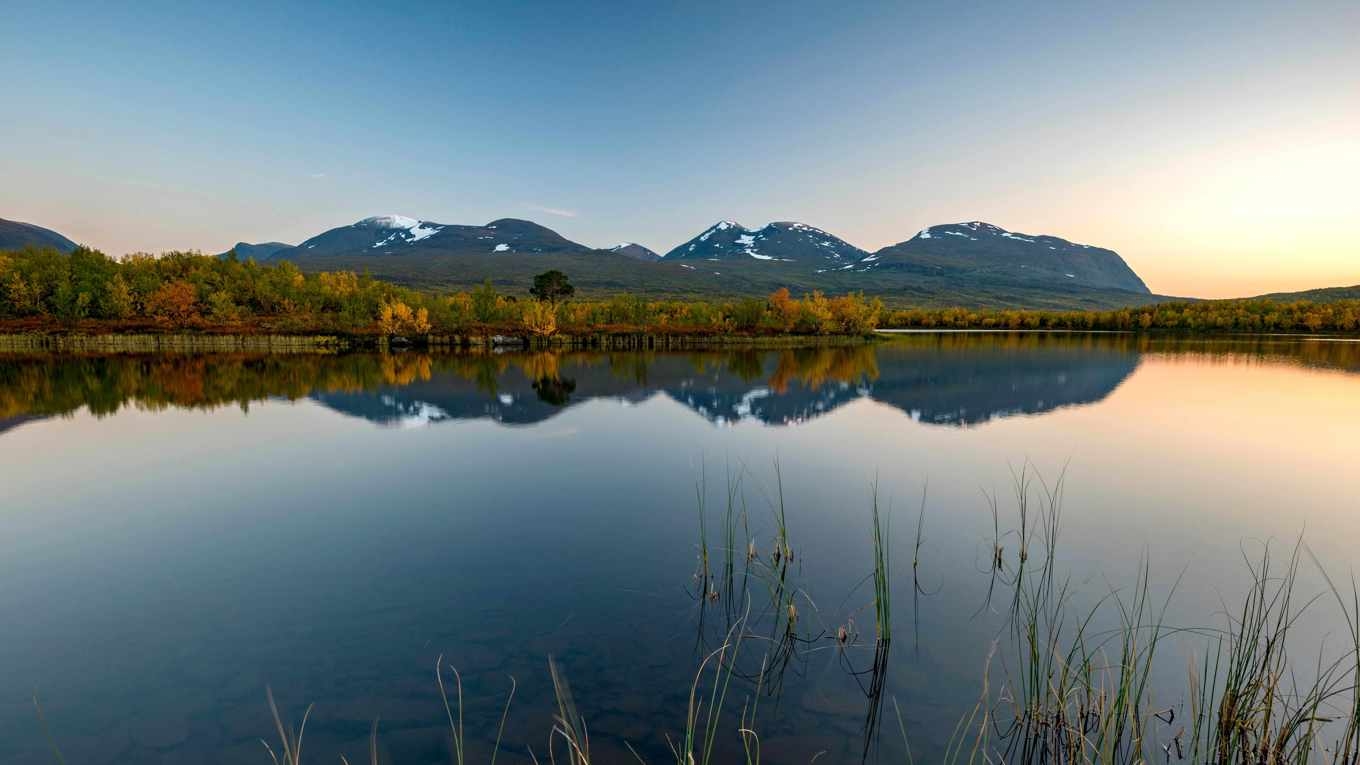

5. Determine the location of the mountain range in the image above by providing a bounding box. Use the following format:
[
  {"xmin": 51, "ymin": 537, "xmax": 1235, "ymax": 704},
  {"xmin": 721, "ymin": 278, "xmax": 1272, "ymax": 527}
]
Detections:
[
  {"xmin": 8, "ymin": 211, "xmax": 1359, "ymax": 310},
  {"xmin": 227, "ymin": 214, "xmax": 1144, "ymax": 293},
  {"xmin": 204, "ymin": 213, "xmax": 1159, "ymax": 308}
]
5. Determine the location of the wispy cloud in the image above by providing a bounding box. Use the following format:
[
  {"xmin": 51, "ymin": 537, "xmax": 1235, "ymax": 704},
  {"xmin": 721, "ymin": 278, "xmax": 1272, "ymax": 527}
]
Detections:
[
  {"xmin": 309, "ymin": 172, "xmax": 328, "ymax": 179},
  {"xmin": 526, "ymin": 204, "xmax": 577, "ymax": 218}
]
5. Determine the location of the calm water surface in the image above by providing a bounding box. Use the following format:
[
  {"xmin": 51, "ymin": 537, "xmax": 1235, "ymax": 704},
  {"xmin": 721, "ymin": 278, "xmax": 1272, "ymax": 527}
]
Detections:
[{"xmin": 2, "ymin": 334, "xmax": 1359, "ymax": 763}]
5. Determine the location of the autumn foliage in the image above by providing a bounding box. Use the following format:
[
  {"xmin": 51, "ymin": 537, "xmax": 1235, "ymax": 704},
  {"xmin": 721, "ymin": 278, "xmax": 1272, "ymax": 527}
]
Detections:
[
  {"xmin": 4, "ymin": 244, "xmax": 1359, "ymax": 339},
  {"xmin": 0, "ymin": 246, "xmax": 890, "ymax": 337},
  {"xmin": 882, "ymin": 300, "xmax": 1360, "ymax": 334}
]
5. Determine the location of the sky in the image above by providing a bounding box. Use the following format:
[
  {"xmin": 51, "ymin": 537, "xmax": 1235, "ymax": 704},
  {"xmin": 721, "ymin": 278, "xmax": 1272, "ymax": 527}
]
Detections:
[{"xmin": 1, "ymin": 0, "xmax": 1356, "ymax": 299}]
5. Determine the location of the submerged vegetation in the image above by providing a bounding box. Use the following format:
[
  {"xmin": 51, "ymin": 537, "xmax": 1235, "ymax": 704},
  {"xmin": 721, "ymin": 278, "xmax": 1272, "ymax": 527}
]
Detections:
[
  {"xmin": 225, "ymin": 466, "xmax": 1360, "ymax": 764},
  {"xmin": 0, "ymin": 246, "xmax": 882, "ymax": 337},
  {"xmin": 15, "ymin": 451, "xmax": 1360, "ymax": 762},
  {"xmin": 957, "ymin": 478, "xmax": 1360, "ymax": 764}
]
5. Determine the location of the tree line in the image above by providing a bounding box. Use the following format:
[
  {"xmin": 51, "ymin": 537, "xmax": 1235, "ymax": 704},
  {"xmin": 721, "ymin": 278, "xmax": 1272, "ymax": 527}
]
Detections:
[
  {"xmin": 882, "ymin": 299, "xmax": 1360, "ymax": 334},
  {"xmin": 0, "ymin": 247, "xmax": 884, "ymax": 336},
  {"xmin": 5, "ymin": 244, "xmax": 1353, "ymax": 337}
]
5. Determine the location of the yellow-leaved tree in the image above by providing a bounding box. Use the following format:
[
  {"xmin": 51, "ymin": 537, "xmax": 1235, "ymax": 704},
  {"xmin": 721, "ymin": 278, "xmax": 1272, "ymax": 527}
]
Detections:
[
  {"xmin": 378, "ymin": 300, "xmax": 431, "ymax": 335},
  {"xmin": 523, "ymin": 300, "xmax": 558, "ymax": 336}
]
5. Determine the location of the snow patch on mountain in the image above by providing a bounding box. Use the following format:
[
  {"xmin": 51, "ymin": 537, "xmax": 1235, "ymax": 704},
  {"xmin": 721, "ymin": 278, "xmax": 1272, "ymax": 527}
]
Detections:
[
  {"xmin": 700, "ymin": 221, "xmax": 739, "ymax": 242},
  {"xmin": 360, "ymin": 215, "xmax": 443, "ymax": 248},
  {"xmin": 360, "ymin": 215, "xmax": 421, "ymax": 229},
  {"xmin": 407, "ymin": 222, "xmax": 440, "ymax": 242}
]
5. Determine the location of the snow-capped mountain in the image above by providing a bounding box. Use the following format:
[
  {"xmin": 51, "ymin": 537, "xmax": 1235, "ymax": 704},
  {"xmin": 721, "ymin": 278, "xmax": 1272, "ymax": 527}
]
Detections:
[
  {"xmin": 663, "ymin": 221, "xmax": 867, "ymax": 264},
  {"xmin": 609, "ymin": 242, "xmax": 661, "ymax": 262},
  {"xmin": 0, "ymin": 218, "xmax": 77, "ymax": 253},
  {"xmin": 258, "ymin": 216, "xmax": 595, "ymax": 260},
  {"xmin": 357, "ymin": 215, "xmax": 444, "ymax": 247},
  {"xmin": 215, "ymin": 212, "xmax": 1155, "ymax": 306},
  {"xmin": 866, "ymin": 221, "xmax": 1150, "ymax": 294}
]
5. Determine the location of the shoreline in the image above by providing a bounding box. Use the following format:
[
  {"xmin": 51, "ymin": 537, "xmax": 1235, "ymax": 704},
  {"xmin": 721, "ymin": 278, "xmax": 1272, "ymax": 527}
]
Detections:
[
  {"xmin": 2, "ymin": 328, "xmax": 1356, "ymax": 355},
  {"xmin": 877, "ymin": 327, "xmax": 1360, "ymax": 340},
  {"xmin": 0, "ymin": 331, "xmax": 879, "ymax": 354}
]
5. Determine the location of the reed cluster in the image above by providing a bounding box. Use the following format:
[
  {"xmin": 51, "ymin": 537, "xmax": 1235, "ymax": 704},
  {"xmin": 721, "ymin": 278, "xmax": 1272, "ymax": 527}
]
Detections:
[{"xmin": 43, "ymin": 463, "xmax": 1353, "ymax": 765}]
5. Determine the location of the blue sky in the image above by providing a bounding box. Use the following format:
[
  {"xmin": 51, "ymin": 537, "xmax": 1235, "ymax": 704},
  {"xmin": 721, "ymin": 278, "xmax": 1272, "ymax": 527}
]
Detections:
[{"xmin": 2, "ymin": 0, "xmax": 1356, "ymax": 296}]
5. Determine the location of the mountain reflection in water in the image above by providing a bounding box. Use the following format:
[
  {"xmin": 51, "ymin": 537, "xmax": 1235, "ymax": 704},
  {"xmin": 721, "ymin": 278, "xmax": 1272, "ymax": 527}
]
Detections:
[{"xmin": 2, "ymin": 334, "xmax": 1359, "ymax": 434}]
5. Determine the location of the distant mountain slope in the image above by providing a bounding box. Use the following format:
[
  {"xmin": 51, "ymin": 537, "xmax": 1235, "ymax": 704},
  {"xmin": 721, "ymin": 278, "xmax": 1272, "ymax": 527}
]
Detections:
[
  {"xmin": 266, "ymin": 215, "xmax": 594, "ymax": 260},
  {"xmin": 664, "ymin": 221, "xmax": 867, "ymax": 265},
  {"xmin": 293, "ymin": 249, "xmax": 1168, "ymax": 310},
  {"xmin": 867, "ymin": 222, "xmax": 1150, "ymax": 294},
  {"xmin": 1258, "ymin": 284, "xmax": 1360, "ymax": 303},
  {"xmin": 610, "ymin": 243, "xmax": 661, "ymax": 262},
  {"xmin": 0, "ymin": 218, "xmax": 77, "ymax": 253},
  {"xmin": 221, "ymin": 241, "xmax": 291, "ymax": 261}
]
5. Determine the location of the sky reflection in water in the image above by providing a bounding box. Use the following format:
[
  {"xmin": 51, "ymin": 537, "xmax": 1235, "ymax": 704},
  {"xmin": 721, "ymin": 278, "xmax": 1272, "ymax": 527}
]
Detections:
[{"xmin": 1, "ymin": 334, "xmax": 1359, "ymax": 764}]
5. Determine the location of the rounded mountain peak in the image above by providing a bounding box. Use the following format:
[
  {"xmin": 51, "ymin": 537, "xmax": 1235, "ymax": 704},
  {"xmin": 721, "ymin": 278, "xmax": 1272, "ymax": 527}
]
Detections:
[{"xmin": 357, "ymin": 215, "xmax": 424, "ymax": 229}]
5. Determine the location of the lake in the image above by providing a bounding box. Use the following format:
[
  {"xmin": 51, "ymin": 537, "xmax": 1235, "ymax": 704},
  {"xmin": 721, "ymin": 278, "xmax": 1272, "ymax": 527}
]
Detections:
[{"xmin": 2, "ymin": 333, "xmax": 1359, "ymax": 764}]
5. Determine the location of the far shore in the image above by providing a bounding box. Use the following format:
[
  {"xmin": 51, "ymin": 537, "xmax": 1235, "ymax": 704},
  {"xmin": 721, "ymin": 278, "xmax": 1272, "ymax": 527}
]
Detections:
[
  {"xmin": 0, "ymin": 330, "xmax": 880, "ymax": 355},
  {"xmin": 5, "ymin": 326, "xmax": 1360, "ymax": 355},
  {"xmin": 877, "ymin": 327, "xmax": 1360, "ymax": 340}
]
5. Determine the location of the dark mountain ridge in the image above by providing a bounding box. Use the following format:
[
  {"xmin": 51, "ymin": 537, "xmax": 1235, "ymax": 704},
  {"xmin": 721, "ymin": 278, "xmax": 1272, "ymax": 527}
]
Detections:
[
  {"xmin": 221, "ymin": 241, "xmax": 291, "ymax": 260},
  {"xmin": 3, "ymin": 212, "xmax": 1174, "ymax": 310},
  {"xmin": 245, "ymin": 214, "xmax": 1164, "ymax": 309},
  {"xmin": 1258, "ymin": 284, "xmax": 1360, "ymax": 303},
  {"xmin": 260, "ymin": 215, "xmax": 595, "ymax": 260},
  {"xmin": 866, "ymin": 221, "xmax": 1150, "ymax": 294},
  {"xmin": 0, "ymin": 218, "xmax": 77, "ymax": 253},
  {"xmin": 610, "ymin": 243, "xmax": 661, "ymax": 262},
  {"xmin": 664, "ymin": 220, "xmax": 867, "ymax": 265}
]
